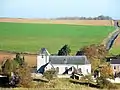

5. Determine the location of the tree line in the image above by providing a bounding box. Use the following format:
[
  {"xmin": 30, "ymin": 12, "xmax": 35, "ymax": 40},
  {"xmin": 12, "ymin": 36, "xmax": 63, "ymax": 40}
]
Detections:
[{"xmin": 55, "ymin": 15, "xmax": 112, "ymax": 20}]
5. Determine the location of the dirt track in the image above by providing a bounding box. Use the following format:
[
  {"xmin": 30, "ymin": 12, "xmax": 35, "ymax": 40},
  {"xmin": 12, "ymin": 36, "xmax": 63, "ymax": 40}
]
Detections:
[{"xmin": 0, "ymin": 18, "xmax": 113, "ymax": 26}]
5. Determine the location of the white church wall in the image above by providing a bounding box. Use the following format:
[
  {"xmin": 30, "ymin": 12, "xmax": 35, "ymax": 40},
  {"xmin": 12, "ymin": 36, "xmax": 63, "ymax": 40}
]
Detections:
[
  {"xmin": 78, "ymin": 64, "xmax": 91, "ymax": 75},
  {"xmin": 46, "ymin": 64, "xmax": 91, "ymax": 75},
  {"xmin": 37, "ymin": 54, "xmax": 91, "ymax": 75},
  {"xmin": 37, "ymin": 55, "xmax": 49, "ymax": 70}
]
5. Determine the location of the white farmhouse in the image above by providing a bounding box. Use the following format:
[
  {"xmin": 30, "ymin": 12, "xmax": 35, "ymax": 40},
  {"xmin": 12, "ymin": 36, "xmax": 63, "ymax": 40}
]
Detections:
[
  {"xmin": 37, "ymin": 48, "xmax": 91, "ymax": 75},
  {"xmin": 110, "ymin": 59, "xmax": 120, "ymax": 77}
]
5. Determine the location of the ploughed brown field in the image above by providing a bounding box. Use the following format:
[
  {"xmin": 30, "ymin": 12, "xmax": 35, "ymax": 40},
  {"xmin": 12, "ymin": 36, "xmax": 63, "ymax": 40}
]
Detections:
[
  {"xmin": 0, "ymin": 18, "xmax": 113, "ymax": 26},
  {"xmin": 114, "ymin": 36, "xmax": 120, "ymax": 46},
  {"xmin": 0, "ymin": 52, "xmax": 36, "ymax": 67}
]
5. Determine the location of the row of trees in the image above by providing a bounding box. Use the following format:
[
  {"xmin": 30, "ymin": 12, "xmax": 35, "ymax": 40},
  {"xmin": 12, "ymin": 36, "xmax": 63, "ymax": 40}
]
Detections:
[
  {"xmin": 57, "ymin": 44, "xmax": 108, "ymax": 59},
  {"xmin": 55, "ymin": 15, "xmax": 112, "ymax": 20}
]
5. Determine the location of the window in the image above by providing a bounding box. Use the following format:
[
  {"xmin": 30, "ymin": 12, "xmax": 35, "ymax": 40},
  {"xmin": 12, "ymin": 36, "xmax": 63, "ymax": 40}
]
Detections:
[
  {"xmin": 65, "ymin": 67, "xmax": 68, "ymax": 71},
  {"xmin": 65, "ymin": 67, "xmax": 68, "ymax": 74},
  {"xmin": 86, "ymin": 69, "xmax": 89, "ymax": 73},
  {"xmin": 117, "ymin": 66, "xmax": 119, "ymax": 70},
  {"xmin": 78, "ymin": 68, "xmax": 82, "ymax": 73},
  {"xmin": 51, "ymin": 67, "xmax": 54, "ymax": 70},
  {"xmin": 114, "ymin": 66, "xmax": 116, "ymax": 69},
  {"xmin": 56, "ymin": 67, "xmax": 59, "ymax": 73},
  {"xmin": 69, "ymin": 67, "xmax": 72, "ymax": 71}
]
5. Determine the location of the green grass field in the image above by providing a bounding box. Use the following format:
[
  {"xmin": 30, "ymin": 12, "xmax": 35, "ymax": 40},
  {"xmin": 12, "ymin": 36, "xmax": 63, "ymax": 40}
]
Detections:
[
  {"xmin": 110, "ymin": 47, "xmax": 120, "ymax": 55},
  {"xmin": 0, "ymin": 22, "xmax": 114, "ymax": 54}
]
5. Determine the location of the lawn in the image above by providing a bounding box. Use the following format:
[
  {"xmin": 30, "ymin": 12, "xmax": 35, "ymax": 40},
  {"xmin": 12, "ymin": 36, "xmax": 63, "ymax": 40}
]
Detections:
[{"xmin": 0, "ymin": 22, "xmax": 114, "ymax": 54}]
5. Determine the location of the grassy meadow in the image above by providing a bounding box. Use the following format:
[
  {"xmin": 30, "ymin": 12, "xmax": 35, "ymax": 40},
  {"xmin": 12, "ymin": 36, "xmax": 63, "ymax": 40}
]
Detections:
[
  {"xmin": 110, "ymin": 47, "xmax": 120, "ymax": 55},
  {"xmin": 0, "ymin": 22, "xmax": 114, "ymax": 54}
]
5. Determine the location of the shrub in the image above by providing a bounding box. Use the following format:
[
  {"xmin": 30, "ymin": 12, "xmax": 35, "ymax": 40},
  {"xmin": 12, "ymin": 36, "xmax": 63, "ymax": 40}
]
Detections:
[
  {"xmin": 96, "ymin": 76, "xmax": 118, "ymax": 89},
  {"xmin": 100, "ymin": 65, "xmax": 113, "ymax": 78},
  {"xmin": 58, "ymin": 44, "xmax": 71, "ymax": 56},
  {"xmin": 2, "ymin": 58, "xmax": 19, "ymax": 76},
  {"xmin": 1, "ymin": 54, "xmax": 32, "ymax": 88},
  {"xmin": 80, "ymin": 75, "xmax": 94, "ymax": 82},
  {"xmin": 15, "ymin": 64, "xmax": 33, "ymax": 88},
  {"xmin": 14, "ymin": 53, "xmax": 25, "ymax": 66},
  {"xmin": 43, "ymin": 70, "xmax": 56, "ymax": 81}
]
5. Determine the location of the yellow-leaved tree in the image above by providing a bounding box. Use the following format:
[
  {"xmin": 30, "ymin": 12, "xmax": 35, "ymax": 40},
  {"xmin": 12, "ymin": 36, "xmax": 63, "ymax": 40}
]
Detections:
[{"xmin": 100, "ymin": 65, "xmax": 113, "ymax": 78}]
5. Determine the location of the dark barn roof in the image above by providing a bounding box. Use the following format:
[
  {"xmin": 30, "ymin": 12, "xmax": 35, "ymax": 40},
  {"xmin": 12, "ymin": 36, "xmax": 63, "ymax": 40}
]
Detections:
[
  {"xmin": 110, "ymin": 59, "xmax": 120, "ymax": 64},
  {"xmin": 49, "ymin": 56, "xmax": 90, "ymax": 65}
]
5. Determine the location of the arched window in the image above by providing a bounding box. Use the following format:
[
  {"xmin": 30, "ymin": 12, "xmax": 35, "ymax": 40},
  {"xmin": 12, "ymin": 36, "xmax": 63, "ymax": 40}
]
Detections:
[
  {"xmin": 56, "ymin": 67, "xmax": 59, "ymax": 73},
  {"xmin": 78, "ymin": 68, "xmax": 82, "ymax": 73},
  {"xmin": 65, "ymin": 67, "xmax": 68, "ymax": 71},
  {"xmin": 86, "ymin": 69, "xmax": 89, "ymax": 73},
  {"xmin": 65, "ymin": 67, "xmax": 68, "ymax": 74}
]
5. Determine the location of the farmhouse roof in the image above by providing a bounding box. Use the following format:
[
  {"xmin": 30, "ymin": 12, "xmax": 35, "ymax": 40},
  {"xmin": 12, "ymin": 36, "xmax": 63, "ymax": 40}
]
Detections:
[
  {"xmin": 49, "ymin": 55, "xmax": 90, "ymax": 65},
  {"xmin": 110, "ymin": 59, "xmax": 120, "ymax": 64}
]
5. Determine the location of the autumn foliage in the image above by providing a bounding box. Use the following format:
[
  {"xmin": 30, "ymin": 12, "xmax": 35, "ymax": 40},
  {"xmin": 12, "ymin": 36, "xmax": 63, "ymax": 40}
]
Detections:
[
  {"xmin": 80, "ymin": 44, "xmax": 108, "ymax": 60},
  {"xmin": 78, "ymin": 44, "xmax": 108, "ymax": 71},
  {"xmin": 15, "ymin": 65, "xmax": 32, "ymax": 88},
  {"xmin": 100, "ymin": 65, "xmax": 113, "ymax": 78}
]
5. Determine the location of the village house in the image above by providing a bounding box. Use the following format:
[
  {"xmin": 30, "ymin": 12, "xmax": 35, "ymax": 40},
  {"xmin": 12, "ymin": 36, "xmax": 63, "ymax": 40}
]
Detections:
[
  {"xmin": 37, "ymin": 48, "xmax": 91, "ymax": 75},
  {"xmin": 110, "ymin": 59, "xmax": 120, "ymax": 77},
  {"xmin": 106, "ymin": 56, "xmax": 120, "ymax": 78}
]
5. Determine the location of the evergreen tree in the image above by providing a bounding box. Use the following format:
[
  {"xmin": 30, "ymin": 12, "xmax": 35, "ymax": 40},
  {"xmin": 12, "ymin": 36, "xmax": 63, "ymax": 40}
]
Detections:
[
  {"xmin": 14, "ymin": 53, "xmax": 25, "ymax": 66},
  {"xmin": 58, "ymin": 45, "xmax": 71, "ymax": 56}
]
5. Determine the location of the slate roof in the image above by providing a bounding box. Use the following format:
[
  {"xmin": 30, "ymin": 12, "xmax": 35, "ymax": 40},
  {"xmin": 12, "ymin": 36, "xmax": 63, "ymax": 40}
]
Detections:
[
  {"xmin": 49, "ymin": 56, "xmax": 90, "ymax": 65},
  {"xmin": 110, "ymin": 59, "xmax": 120, "ymax": 64}
]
